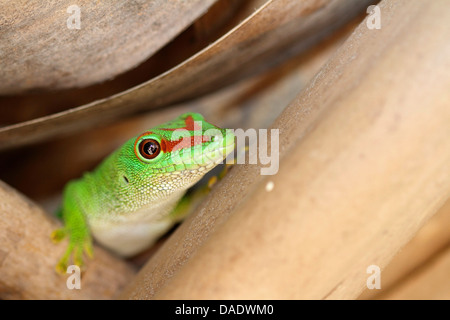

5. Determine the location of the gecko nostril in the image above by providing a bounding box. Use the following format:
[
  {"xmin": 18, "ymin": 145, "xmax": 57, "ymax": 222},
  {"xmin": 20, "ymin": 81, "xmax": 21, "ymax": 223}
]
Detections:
[{"xmin": 210, "ymin": 135, "xmax": 221, "ymax": 142}]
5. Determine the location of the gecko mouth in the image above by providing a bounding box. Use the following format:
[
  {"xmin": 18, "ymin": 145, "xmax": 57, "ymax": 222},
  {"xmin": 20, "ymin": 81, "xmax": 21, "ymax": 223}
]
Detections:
[
  {"xmin": 179, "ymin": 130, "xmax": 235, "ymax": 169},
  {"xmin": 151, "ymin": 130, "xmax": 235, "ymax": 174}
]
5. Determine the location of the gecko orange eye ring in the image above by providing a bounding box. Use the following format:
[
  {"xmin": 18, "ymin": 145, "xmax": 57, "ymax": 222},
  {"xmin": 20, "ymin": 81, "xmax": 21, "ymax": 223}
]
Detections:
[{"xmin": 138, "ymin": 139, "xmax": 161, "ymax": 160}]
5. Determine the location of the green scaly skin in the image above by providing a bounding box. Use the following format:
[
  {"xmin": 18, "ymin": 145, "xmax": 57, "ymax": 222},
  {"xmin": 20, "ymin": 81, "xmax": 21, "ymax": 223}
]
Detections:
[{"xmin": 52, "ymin": 113, "xmax": 235, "ymax": 273}]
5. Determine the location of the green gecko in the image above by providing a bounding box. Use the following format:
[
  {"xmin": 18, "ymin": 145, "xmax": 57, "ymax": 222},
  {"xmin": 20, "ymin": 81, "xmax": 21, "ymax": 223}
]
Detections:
[{"xmin": 52, "ymin": 113, "xmax": 235, "ymax": 273}]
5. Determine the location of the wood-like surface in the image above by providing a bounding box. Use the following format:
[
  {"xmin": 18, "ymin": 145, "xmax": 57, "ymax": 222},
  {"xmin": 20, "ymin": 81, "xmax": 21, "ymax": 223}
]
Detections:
[{"xmin": 122, "ymin": 0, "xmax": 450, "ymax": 299}]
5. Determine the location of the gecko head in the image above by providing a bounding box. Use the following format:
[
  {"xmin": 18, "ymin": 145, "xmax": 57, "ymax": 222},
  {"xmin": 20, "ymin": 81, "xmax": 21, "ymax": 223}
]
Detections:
[{"xmin": 120, "ymin": 113, "xmax": 235, "ymax": 197}]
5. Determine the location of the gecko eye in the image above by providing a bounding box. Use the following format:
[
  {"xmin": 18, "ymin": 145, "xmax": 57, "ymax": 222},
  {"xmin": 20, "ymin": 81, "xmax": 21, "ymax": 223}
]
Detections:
[{"xmin": 138, "ymin": 139, "xmax": 161, "ymax": 160}]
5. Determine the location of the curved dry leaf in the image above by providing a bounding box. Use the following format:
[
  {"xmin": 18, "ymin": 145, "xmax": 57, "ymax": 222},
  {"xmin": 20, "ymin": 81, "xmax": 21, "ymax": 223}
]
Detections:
[
  {"xmin": 0, "ymin": 180, "xmax": 135, "ymax": 299},
  {"xmin": 359, "ymin": 198, "xmax": 450, "ymax": 299},
  {"xmin": 0, "ymin": 0, "xmax": 375, "ymax": 151},
  {"xmin": 122, "ymin": 0, "xmax": 450, "ymax": 299},
  {"xmin": 0, "ymin": 0, "xmax": 218, "ymax": 93}
]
